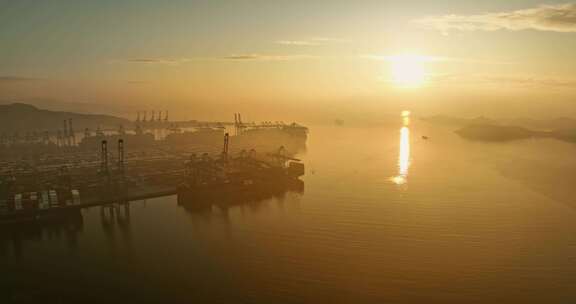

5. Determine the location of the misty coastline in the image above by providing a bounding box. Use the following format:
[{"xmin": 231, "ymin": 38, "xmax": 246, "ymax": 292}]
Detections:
[{"xmin": 422, "ymin": 115, "xmax": 576, "ymax": 144}]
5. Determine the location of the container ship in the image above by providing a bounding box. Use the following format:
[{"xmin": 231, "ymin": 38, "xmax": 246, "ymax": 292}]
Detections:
[
  {"xmin": 0, "ymin": 188, "xmax": 82, "ymax": 223},
  {"xmin": 177, "ymin": 134, "xmax": 305, "ymax": 209}
]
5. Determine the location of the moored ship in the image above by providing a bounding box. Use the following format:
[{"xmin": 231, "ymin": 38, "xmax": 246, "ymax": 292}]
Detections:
[{"xmin": 177, "ymin": 134, "xmax": 305, "ymax": 208}]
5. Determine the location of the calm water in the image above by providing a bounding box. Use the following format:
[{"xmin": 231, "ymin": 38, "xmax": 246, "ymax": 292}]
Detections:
[{"xmin": 3, "ymin": 120, "xmax": 576, "ymax": 303}]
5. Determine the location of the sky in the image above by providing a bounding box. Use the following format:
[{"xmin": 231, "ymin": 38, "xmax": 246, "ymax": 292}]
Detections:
[{"xmin": 1, "ymin": 0, "xmax": 576, "ymax": 121}]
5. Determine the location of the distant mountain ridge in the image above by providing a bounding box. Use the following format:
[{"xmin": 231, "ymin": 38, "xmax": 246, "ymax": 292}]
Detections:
[
  {"xmin": 0, "ymin": 103, "xmax": 130, "ymax": 132},
  {"xmin": 422, "ymin": 115, "xmax": 576, "ymax": 131},
  {"xmin": 453, "ymin": 123, "xmax": 576, "ymax": 144}
]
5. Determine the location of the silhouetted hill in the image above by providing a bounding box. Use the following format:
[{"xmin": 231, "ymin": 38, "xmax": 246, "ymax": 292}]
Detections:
[
  {"xmin": 421, "ymin": 115, "xmax": 498, "ymax": 126},
  {"xmin": 454, "ymin": 124, "xmax": 576, "ymax": 144},
  {"xmin": 424, "ymin": 114, "xmax": 576, "ymax": 143},
  {"xmin": 423, "ymin": 115, "xmax": 576, "ymax": 131},
  {"xmin": 0, "ymin": 103, "xmax": 129, "ymax": 132},
  {"xmin": 551, "ymin": 128, "xmax": 576, "ymax": 143},
  {"xmin": 455, "ymin": 124, "xmax": 540, "ymax": 141}
]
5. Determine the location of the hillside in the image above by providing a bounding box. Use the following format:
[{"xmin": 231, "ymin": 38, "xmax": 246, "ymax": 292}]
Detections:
[
  {"xmin": 455, "ymin": 124, "xmax": 540, "ymax": 141},
  {"xmin": 423, "ymin": 115, "xmax": 576, "ymax": 131},
  {"xmin": 453, "ymin": 123, "xmax": 576, "ymax": 144},
  {"xmin": 0, "ymin": 103, "xmax": 130, "ymax": 132}
]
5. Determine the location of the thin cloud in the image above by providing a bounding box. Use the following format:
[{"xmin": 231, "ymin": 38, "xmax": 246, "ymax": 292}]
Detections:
[
  {"xmin": 431, "ymin": 73, "xmax": 576, "ymax": 89},
  {"xmin": 221, "ymin": 54, "xmax": 315, "ymax": 61},
  {"xmin": 376, "ymin": 72, "xmax": 576, "ymax": 89},
  {"xmin": 121, "ymin": 55, "xmax": 313, "ymax": 64},
  {"xmin": 362, "ymin": 54, "xmax": 515, "ymax": 65},
  {"xmin": 276, "ymin": 37, "xmax": 350, "ymax": 46},
  {"xmin": 0, "ymin": 76, "xmax": 44, "ymax": 83},
  {"xmin": 126, "ymin": 58, "xmax": 188, "ymax": 65},
  {"xmin": 361, "ymin": 54, "xmax": 448, "ymax": 62},
  {"xmin": 415, "ymin": 3, "xmax": 576, "ymax": 33},
  {"xmin": 276, "ymin": 40, "xmax": 320, "ymax": 46},
  {"xmin": 482, "ymin": 75, "xmax": 576, "ymax": 88}
]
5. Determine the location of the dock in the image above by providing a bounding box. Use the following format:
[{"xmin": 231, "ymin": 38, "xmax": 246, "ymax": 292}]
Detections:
[{"xmin": 0, "ymin": 118, "xmax": 308, "ymax": 222}]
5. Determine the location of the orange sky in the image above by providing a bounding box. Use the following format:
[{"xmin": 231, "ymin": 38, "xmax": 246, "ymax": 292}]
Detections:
[{"xmin": 1, "ymin": 1, "xmax": 576, "ymax": 121}]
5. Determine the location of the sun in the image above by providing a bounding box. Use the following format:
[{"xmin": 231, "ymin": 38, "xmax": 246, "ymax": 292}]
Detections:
[{"xmin": 388, "ymin": 54, "xmax": 427, "ymax": 88}]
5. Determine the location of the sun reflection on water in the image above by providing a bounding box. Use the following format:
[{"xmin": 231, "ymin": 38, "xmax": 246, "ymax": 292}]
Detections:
[{"xmin": 391, "ymin": 111, "xmax": 411, "ymax": 185}]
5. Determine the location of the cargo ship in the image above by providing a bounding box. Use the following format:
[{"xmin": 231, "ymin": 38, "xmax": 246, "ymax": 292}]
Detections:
[
  {"xmin": 178, "ymin": 178, "xmax": 304, "ymax": 213},
  {"xmin": 239, "ymin": 122, "xmax": 308, "ymax": 139},
  {"xmin": 164, "ymin": 126, "xmax": 225, "ymax": 146},
  {"xmin": 0, "ymin": 188, "xmax": 82, "ymax": 223},
  {"xmin": 177, "ymin": 135, "xmax": 305, "ymax": 209}
]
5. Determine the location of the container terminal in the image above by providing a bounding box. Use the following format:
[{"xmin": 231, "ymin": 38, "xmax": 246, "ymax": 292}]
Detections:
[{"xmin": 0, "ymin": 114, "xmax": 307, "ymax": 222}]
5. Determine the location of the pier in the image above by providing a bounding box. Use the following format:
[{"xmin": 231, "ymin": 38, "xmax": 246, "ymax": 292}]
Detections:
[{"xmin": 0, "ymin": 118, "xmax": 308, "ymax": 222}]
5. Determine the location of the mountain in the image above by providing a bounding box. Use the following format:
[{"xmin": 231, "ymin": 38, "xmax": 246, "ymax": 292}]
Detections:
[
  {"xmin": 454, "ymin": 124, "xmax": 540, "ymax": 141},
  {"xmin": 0, "ymin": 98, "xmax": 137, "ymax": 117},
  {"xmin": 0, "ymin": 103, "xmax": 130, "ymax": 133},
  {"xmin": 421, "ymin": 115, "xmax": 498, "ymax": 126},
  {"xmin": 423, "ymin": 114, "xmax": 576, "ymax": 131},
  {"xmin": 454, "ymin": 123, "xmax": 576, "ymax": 144}
]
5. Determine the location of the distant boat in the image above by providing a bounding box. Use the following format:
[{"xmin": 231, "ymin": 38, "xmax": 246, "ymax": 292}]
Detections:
[{"xmin": 422, "ymin": 136, "xmax": 429, "ymax": 140}]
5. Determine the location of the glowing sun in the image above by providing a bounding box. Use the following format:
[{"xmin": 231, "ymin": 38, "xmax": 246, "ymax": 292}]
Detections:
[{"xmin": 388, "ymin": 54, "xmax": 427, "ymax": 88}]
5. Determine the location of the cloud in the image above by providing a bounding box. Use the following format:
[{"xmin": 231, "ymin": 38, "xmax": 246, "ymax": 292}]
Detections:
[
  {"xmin": 276, "ymin": 40, "xmax": 320, "ymax": 46},
  {"xmin": 121, "ymin": 55, "xmax": 314, "ymax": 64},
  {"xmin": 126, "ymin": 80, "xmax": 149, "ymax": 84},
  {"xmin": 431, "ymin": 73, "xmax": 576, "ymax": 89},
  {"xmin": 221, "ymin": 54, "xmax": 314, "ymax": 61},
  {"xmin": 361, "ymin": 55, "xmax": 515, "ymax": 66},
  {"xmin": 276, "ymin": 37, "xmax": 350, "ymax": 46},
  {"xmin": 361, "ymin": 54, "xmax": 448, "ymax": 62},
  {"xmin": 376, "ymin": 71, "xmax": 576, "ymax": 90},
  {"xmin": 0, "ymin": 76, "xmax": 44, "ymax": 83},
  {"xmin": 481, "ymin": 75, "xmax": 576, "ymax": 88},
  {"xmin": 415, "ymin": 3, "xmax": 576, "ymax": 33},
  {"xmin": 126, "ymin": 58, "xmax": 188, "ymax": 65}
]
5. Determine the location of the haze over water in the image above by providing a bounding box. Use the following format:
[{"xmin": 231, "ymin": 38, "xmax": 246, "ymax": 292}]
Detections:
[{"xmin": 3, "ymin": 117, "xmax": 576, "ymax": 303}]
